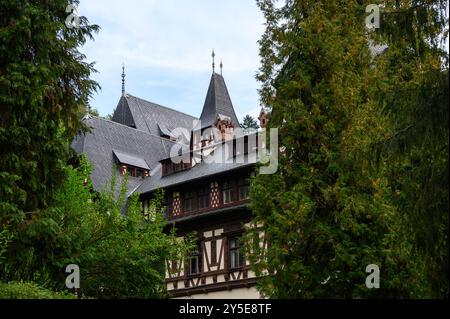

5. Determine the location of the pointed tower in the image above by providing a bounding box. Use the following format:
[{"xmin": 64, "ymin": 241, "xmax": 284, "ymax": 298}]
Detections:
[
  {"xmin": 198, "ymin": 74, "xmax": 240, "ymax": 130},
  {"xmin": 112, "ymin": 64, "xmax": 136, "ymax": 128},
  {"xmin": 197, "ymin": 52, "xmax": 239, "ymax": 130},
  {"xmin": 196, "ymin": 72, "xmax": 241, "ymax": 146}
]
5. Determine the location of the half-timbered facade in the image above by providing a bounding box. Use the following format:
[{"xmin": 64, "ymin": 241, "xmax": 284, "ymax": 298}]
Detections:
[{"xmin": 72, "ymin": 67, "xmax": 265, "ymax": 298}]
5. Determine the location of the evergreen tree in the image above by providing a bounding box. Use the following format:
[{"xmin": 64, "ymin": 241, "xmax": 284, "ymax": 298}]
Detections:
[
  {"xmin": 1, "ymin": 158, "xmax": 194, "ymax": 298},
  {"xmin": 0, "ymin": 0, "xmax": 99, "ymax": 227},
  {"xmin": 245, "ymin": 0, "xmax": 427, "ymax": 298},
  {"xmin": 369, "ymin": 0, "xmax": 449, "ymax": 297},
  {"xmin": 240, "ymin": 114, "xmax": 260, "ymax": 130}
]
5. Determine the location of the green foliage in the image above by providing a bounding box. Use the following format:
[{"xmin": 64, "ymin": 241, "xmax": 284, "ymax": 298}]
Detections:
[
  {"xmin": 240, "ymin": 115, "xmax": 260, "ymax": 130},
  {"xmin": 0, "ymin": 0, "xmax": 99, "ymax": 227},
  {"xmin": 1, "ymin": 157, "xmax": 193, "ymax": 298},
  {"xmin": 87, "ymin": 106, "xmax": 100, "ymax": 117},
  {"xmin": 0, "ymin": 281, "xmax": 75, "ymax": 299},
  {"xmin": 0, "ymin": 228, "xmax": 13, "ymax": 274},
  {"xmin": 369, "ymin": 0, "xmax": 449, "ymax": 297},
  {"xmin": 245, "ymin": 0, "xmax": 447, "ymax": 298}
]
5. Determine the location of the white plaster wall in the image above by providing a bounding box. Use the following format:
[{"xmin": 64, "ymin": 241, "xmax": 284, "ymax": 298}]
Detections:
[{"xmin": 174, "ymin": 286, "xmax": 262, "ymax": 299}]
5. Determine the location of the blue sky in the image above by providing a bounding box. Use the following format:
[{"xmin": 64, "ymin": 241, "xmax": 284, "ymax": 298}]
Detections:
[{"xmin": 78, "ymin": 0, "xmax": 265, "ymax": 121}]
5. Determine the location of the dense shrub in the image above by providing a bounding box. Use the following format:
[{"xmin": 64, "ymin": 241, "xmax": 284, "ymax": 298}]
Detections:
[{"xmin": 0, "ymin": 281, "xmax": 76, "ymax": 299}]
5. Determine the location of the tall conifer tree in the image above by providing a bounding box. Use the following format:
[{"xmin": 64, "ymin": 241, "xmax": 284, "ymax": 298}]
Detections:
[
  {"xmin": 245, "ymin": 0, "xmax": 439, "ymax": 298},
  {"xmin": 0, "ymin": 0, "xmax": 99, "ymax": 226}
]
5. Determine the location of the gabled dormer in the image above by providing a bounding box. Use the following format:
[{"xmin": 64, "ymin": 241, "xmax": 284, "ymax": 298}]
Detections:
[
  {"xmin": 214, "ymin": 113, "xmax": 234, "ymax": 141},
  {"xmin": 258, "ymin": 107, "xmax": 270, "ymax": 128},
  {"xmin": 113, "ymin": 149, "xmax": 150, "ymax": 178}
]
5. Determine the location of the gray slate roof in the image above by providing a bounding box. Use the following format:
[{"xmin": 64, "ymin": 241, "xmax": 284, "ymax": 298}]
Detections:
[
  {"xmin": 112, "ymin": 94, "xmax": 197, "ymax": 136},
  {"xmin": 136, "ymin": 158, "xmax": 254, "ymax": 194},
  {"xmin": 112, "ymin": 149, "xmax": 150, "ymax": 170},
  {"xmin": 72, "ymin": 115, "xmax": 176, "ymax": 196},
  {"xmin": 199, "ymin": 73, "xmax": 240, "ymax": 129},
  {"xmin": 73, "ymin": 73, "xmax": 249, "ymax": 198}
]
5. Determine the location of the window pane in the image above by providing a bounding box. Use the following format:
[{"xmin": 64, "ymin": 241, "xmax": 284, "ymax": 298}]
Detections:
[
  {"xmin": 190, "ymin": 256, "xmax": 198, "ymax": 274},
  {"xmin": 198, "ymin": 187, "xmax": 209, "ymax": 209},
  {"xmin": 229, "ymin": 238, "xmax": 237, "ymax": 249},
  {"xmin": 188, "ymin": 243, "xmax": 201, "ymax": 275},
  {"xmin": 222, "ymin": 180, "xmax": 234, "ymax": 204},
  {"xmin": 229, "ymin": 237, "xmax": 243, "ymax": 269},
  {"xmin": 238, "ymin": 178, "xmax": 249, "ymax": 200},
  {"xmin": 239, "ymin": 251, "xmax": 245, "ymax": 267},
  {"xmin": 183, "ymin": 191, "xmax": 194, "ymax": 212},
  {"xmin": 230, "ymin": 251, "xmax": 237, "ymax": 268},
  {"xmin": 239, "ymin": 186, "xmax": 248, "ymax": 200}
]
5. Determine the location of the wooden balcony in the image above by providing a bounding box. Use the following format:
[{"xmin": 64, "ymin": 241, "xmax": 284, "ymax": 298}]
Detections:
[{"xmin": 166, "ymin": 198, "xmax": 250, "ymax": 221}]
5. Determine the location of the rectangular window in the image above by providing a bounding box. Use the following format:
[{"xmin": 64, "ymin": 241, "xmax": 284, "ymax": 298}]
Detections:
[
  {"xmin": 222, "ymin": 180, "xmax": 234, "ymax": 204},
  {"xmin": 183, "ymin": 191, "xmax": 194, "ymax": 212},
  {"xmin": 238, "ymin": 177, "xmax": 249, "ymax": 200},
  {"xmin": 128, "ymin": 167, "xmax": 136, "ymax": 177},
  {"xmin": 229, "ymin": 237, "xmax": 244, "ymax": 269},
  {"xmin": 164, "ymin": 194, "xmax": 173, "ymax": 216},
  {"xmin": 198, "ymin": 186, "xmax": 209, "ymax": 209},
  {"xmin": 189, "ymin": 256, "xmax": 199, "ymax": 275},
  {"xmin": 173, "ymin": 162, "xmax": 182, "ymax": 173},
  {"xmin": 188, "ymin": 245, "xmax": 201, "ymax": 275},
  {"xmin": 166, "ymin": 162, "xmax": 173, "ymax": 175}
]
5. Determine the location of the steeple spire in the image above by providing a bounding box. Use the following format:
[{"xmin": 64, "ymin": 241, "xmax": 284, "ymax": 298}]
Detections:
[
  {"xmin": 220, "ymin": 59, "xmax": 223, "ymax": 76},
  {"xmin": 211, "ymin": 49, "xmax": 215, "ymax": 73},
  {"xmin": 121, "ymin": 63, "xmax": 126, "ymax": 97},
  {"xmin": 199, "ymin": 68, "xmax": 240, "ymax": 129}
]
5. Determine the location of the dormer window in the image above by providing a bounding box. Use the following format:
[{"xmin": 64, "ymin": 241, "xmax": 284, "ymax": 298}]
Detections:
[
  {"xmin": 214, "ymin": 114, "xmax": 234, "ymax": 141},
  {"xmin": 173, "ymin": 163, "xmax": 182, "ymax": 173},
  {"xmin": 161, "ymin": 157, "xmax": 192, "ymax": 177},
  {"xmin": 113, "ymin": 149, "xmax": 150, "ymax": 179},
  {"xmin": 119, "ymin": 164, "xmax": 149, "ymax": 178}
]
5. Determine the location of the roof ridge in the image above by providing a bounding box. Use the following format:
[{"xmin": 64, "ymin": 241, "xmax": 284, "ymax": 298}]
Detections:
[
  {"xmin": 84, "ymin": 115, "xmax": 179, "ymax": 143},
  {"xmin": 127, "ymin": 94, "xmax": 198, "ymax": 120}
]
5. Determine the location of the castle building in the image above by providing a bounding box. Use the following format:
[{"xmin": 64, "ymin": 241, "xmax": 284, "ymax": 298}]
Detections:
[{"xmin": 72, "ymin": 57, "xmax": 266, "ymax": 298}]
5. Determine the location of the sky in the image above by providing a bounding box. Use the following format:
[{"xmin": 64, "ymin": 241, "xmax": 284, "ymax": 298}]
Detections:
[{"xmin": 77, "ymin": 0, "xmax": 265, "ymax": 121}]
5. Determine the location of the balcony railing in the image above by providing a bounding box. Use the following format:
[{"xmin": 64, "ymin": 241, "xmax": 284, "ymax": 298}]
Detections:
[{"xmin": 166, "ymin": 198, "xmax": 249, "ymax": 220}]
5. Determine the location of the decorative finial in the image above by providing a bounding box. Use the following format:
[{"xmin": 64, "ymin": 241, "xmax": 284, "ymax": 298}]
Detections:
[
  {"xmin": 121, "ymin": 63, "xmax": 126, "ymax": 97},
  {"xmin": 220, "ymin": 59, "xmax": 223, "ymax": 76},
  {"xmin": 212, "ymin": 49, "xmax": 215, "ymax": 73}
]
